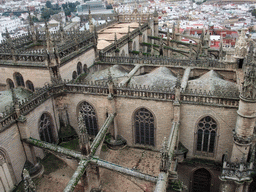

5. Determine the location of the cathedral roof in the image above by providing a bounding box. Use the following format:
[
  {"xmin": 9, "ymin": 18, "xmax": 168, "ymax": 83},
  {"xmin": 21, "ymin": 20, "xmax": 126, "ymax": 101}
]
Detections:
[
  {"xmin": 0, "ymin": 88, "xmax": 32, "ymax": 114},
  {"xmin": 187, "ymin": 70, "xmax": 239, "ymax": 94},
  {"xmin": 129, "ymin": 67, "xmax": 177, "ymax": 89},
  {"xmin": 85, "ymin": 65, "xmax": 129, "ymax": 82}
]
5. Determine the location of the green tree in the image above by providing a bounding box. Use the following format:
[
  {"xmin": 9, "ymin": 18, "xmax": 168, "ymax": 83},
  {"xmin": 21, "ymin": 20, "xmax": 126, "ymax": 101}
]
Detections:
[{"xmin": 46, "ymin": 1, "xmax": 52, "ymax": 9}]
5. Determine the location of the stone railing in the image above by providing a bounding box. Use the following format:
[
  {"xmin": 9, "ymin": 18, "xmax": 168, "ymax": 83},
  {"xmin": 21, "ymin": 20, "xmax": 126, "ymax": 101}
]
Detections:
[
  {"xmin": 100, "ymin": 23, "xmax": 148, "ymax": 54},
  {"xmin": 99, "ymin": 55, "xmax": 236, "ymax": 69},
  {"xmin": 115, "ymin": 84, "xmax": 175, "ymax": 100},
  {"xmin": 220, "ymin": 155, "xmax": 253, "ymax": 182},
  {"xmin": 19, "ymin": 87, "xmax": 53, "ymax": 116},
  {"xmin": 95, "ymin": 20, "xmax": 117, "ymax": 31},
  {"xmin": 118, "ymin": 14, "xmax": 153, "ymax": 23},
  {"xmin": 0, "ymin": 80, "xmax": 240, "ymax": 131},
  {"xmin": 181, "ymin": 89, "xmax": 239, "ymax": 107}
]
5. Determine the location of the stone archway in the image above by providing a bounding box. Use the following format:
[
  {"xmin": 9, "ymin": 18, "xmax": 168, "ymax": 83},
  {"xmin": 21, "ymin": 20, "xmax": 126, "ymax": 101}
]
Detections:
[{"xmin": 192, "ymin": 168, "xmax": 211, "ymax": 192}]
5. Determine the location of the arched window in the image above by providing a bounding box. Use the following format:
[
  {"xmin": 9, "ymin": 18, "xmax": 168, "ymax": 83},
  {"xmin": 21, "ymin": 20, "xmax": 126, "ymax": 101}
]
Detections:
[
  {"xmin": 192, "ymin": 168, "xmax": 211, "ymax": 192},
  {"xmin": 134, "ymin": 108, "xmax": 155, "ymax": 146},
  {"xmin": 26, "ymin": 80, "xmax": 34, "ymax": 92},
  {"xmin": 72, "ymin": 71, "xmax": 77, "ymax": 80},
  {"xmin": 39, "ymin": 113, "xmax": 55, "ymax": 143},
  {"xmin": 133, "ymin": 41, "xmax": 137, "ymax": 51},
  {"xmin": 0, "ymin": 151, "xmax": 14, "ymax": 191},
  {"xmin": 6, "ymin": 79, "xmax": 14, "ymax": 89},
  {"xmin": 14, "ymin": 72, "xmax": 24, "ymax": 87},
  {"xmin": 79, "ymin": 101, "xmax": 98, "ymax": 136},
  {"xmin": 196, "ymin": 116, "xmax": 217, "ymax": 156},
  {"xmin": 83, "ymin": 64, "xmax": 87, "ymax": 73},
  {"xmin": 77, "ymin": 62, "xmax": 82, "ymax": 75}
]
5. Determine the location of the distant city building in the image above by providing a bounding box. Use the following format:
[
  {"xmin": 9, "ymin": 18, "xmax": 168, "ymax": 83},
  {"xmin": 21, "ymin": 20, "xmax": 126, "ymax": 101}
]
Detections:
[{"xmin": 77, "ymin": 1, "xmax": 113, "ymax": 15}]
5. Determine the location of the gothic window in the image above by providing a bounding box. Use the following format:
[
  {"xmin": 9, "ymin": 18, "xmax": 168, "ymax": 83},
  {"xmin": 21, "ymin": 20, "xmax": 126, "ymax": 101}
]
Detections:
[
  {"xmin": 6, "ymin": 79, "xmax": 14, "ymax": 89},
  {"xmin": 134, "ymin": 108, "xmax": 155, "ymax": 146},
  {"xmin": 14, "ymin": 72, "xmax": 24, "ymax": 87},
  {"xmin": 196, "ymin": 116, "xmax": 217, "ymax": 156},
  {"xmin": 72, "ymin": 71, "xmax": 77, "ymax": 80},
  {"xmin": 192, "ymin": 168, "xmax": 211, "ymax": 192},
  {"xmin": 77, "ymin": 62, "xmax": 82, "ymax": 75},
  {"xmin": 0, "ymin": 151, "xmax": 14, "ymax": 192},
  {"xmin": 26, "ymin": 80, "xmax": 34, "ymax": 92},
  {"xmin": 39, "ymin": 113, "xmax": 55, "ymax": 143},
  {"xmin": 79, "ymin": 101, "xmax": 98, "ymax": 136}
]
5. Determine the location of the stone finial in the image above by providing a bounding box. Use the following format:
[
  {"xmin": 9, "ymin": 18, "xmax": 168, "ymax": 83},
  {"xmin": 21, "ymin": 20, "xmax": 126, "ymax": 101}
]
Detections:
[
  {"xmin": 247, "ymin": 41, "xmax": 254, "ymax": 64},
  {"xmin": 219, "ymin": 35, "xmax": 223, "ymax": 61},
  {"xmin": 160, "ymin": 137, "xmax": 169, "ymax": 172},
  {"xmin": 153, "ymin": 6, "xmax": 158, "ymax": 17},
  {"xmin": 241, "ymin": 62, "xmax": 256, "ymax": 100},
  {"xmin": 114, "ymin": 32, "xmax": 117, "ymax": 43},
  {"xmin": 5, "ymin": 27, "xmax": 10, "ymax": 39},
  {"xmin": 11, "ymin": 88, "xmax": 18, "ymax": 106},
  {"xmin": 108, "ymin": 68, "xmax": 113, "ymax": 83},
  {"xmin": 23, "ymin": 168, "xmax": 36, "ymax": 192},
  {"xmin": 172, "ymin": 22, "xmax": 175, "ymax": 39},
  {"xmin": 234, "ymin": 29, "xmax": 248, "ymax": 59},
  {"xmin": 175, "ymin": 73, "xmax": 181, "ymax": 89},
  {"xmin": 27, "ymin": 7, "xmax": 34, "ymax": 27}
]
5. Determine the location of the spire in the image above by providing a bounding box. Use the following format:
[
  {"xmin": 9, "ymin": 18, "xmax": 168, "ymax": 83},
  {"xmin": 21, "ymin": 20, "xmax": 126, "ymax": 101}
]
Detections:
[
  {"xmin": 27, "ymin": 7, "xmax": 34, "ymax": 27},
  {"xmin": 167, "ymin": 28, "xmax": 170, "ymax": 45},
  {"xmin": 114, "ymin": 32, "xmax": 117, "ymax": 44},
  {"xmin": 175, "ymin": 73, "xmax": 181, "ymax": 89},
  {"xmin": 153, "ymin": 6, "xmax": 158, "ymax": 17},
  {"xmin": 45, "ymin": 21, "xmax": 52, "ymax": 51},
  {"xmin": 45, "ymin": 21, "xmax": 61, "ymax": 84},
  {"xmin": 247, "ymin": 41, "xmax": 254, "ymax": 64},
  {"xmin": 172, "ymin": 22, "xmax": 176, "ymax": 39},
  {"xmin": 219, "ymin": 35, "xmax": 223, "ymax": 61},
  {"xmin": 5, "ymin": 27, "xmax": 10, "ymax": 39},
  {"xmin": 160, "ymin": 137, "xmax": 169, "ymax": 172},
  {"xmin": 108, "ymin": 68, "xmax": 113, "ymax": 83}
]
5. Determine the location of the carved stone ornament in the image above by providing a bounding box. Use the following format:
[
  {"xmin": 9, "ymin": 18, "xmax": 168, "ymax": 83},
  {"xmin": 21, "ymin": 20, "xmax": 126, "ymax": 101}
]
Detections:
[
  {"xmin": 234, "ymin": 29, "xmax": 248, "ymax": 59},
  {"xmin": 241, "ymin": 63, "xmax": 256, "ymax": 100},
  {"xmin": 0, "ymin": 153, "xmax": 5, "ymax": 166}
]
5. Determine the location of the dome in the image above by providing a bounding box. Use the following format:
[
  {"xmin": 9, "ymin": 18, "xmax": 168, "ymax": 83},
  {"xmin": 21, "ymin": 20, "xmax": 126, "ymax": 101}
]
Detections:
[
  {"xmin": 129, "ymin": 67, "xmax": 177, "ymax": 89},
  {"xmin": 0, "ymin": 88, "xmax": 32, "ymax": 114},
  {"xmin": 85, "ymin": 65, "xmax": 129, "ymax": 82},
  {"xmin": 187, "ymin": 70, "xmax": 239, "ymax": 94}
]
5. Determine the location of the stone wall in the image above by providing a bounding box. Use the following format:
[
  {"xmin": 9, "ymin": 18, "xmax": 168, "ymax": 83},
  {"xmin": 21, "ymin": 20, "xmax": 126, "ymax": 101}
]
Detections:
[
  {"xmin": 0, "ymin": 66, "xmax": 51, "ymax": 89},
  {"xmin": 66, "ymin": 93, "xmax": 174, "ymax": 150},
  {"xmin": 0, "ymin": 124, "xmax": 26, "ymax": 184},
  {"xmin": 180, "ymin": 104, "xmax": 237, "ymax": 162},
  {"xmin": 60, "ymin": 48, "xmax": 95, "ymax": 80},
  {"xmin": 24, "ymin": 98, "xmax": 59, "ymax": 160}
]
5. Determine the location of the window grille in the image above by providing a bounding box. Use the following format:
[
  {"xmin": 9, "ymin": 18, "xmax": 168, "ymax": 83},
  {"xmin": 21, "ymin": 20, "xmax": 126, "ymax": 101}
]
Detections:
[
  {"xmin": 79, "ymin": 101, "xmax": 98, "ymax": 136},
  {"xmin": 196, "ymin": 116, "xmax": 217, "ymax": 156},
  {"xmin": 135, "ymin": 108, "xmax": 154, "ymax": 146},
  {"xmin": 39, "ymin": 113, "xmax": 55, "ymax": 143}
]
